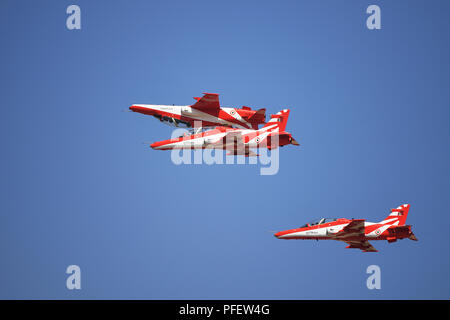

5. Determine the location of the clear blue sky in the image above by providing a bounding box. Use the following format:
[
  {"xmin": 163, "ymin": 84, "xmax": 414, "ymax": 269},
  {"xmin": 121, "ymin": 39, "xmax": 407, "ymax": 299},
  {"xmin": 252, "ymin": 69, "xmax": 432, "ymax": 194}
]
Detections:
[{"xmin": 1, "ymin": 0, "xmax": 450, "ymax": 299}]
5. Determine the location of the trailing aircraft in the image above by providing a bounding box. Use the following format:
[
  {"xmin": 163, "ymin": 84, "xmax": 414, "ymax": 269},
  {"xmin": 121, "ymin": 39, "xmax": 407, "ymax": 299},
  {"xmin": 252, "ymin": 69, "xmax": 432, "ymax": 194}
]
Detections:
[{"xmin": 274, "ymin": 204, "xmax": 418, "ymax": 252}]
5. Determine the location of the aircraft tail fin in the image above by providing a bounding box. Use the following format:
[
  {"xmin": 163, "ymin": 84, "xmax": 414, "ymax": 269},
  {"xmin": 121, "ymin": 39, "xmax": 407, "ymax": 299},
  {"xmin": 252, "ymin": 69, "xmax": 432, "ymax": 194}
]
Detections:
[
  {"xmin": 262, "ymin": 109, "xmax": 290, "ymax": 131},
  {"xmin": 380, "ymin": 204, "xmax": 410, "ymax": 226}
]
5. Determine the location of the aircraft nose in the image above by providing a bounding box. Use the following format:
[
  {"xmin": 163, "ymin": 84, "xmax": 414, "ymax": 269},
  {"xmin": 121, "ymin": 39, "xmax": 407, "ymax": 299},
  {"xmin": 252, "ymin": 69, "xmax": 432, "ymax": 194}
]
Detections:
[
  {"xmin": 150, "ymin": 140, "xmax": 168, "ymax": 150},
  {"xmin": 129, "ymin": 105, "xmax": 155, "ymax": 115},
  {"xmin": 129, "ymin": 105, "xmax": 147, "ymax": 112},
  {"xmin": 274, "ymin": 232, "xmax": 281, "ymax": 239}
]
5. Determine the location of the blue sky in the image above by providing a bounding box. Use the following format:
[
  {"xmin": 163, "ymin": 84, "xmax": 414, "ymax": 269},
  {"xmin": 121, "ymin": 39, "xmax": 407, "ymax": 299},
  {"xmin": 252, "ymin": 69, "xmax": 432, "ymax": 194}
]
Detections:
[{"xmin": 1, "ymin": 0, "xmax": 450, "ymax": 299}]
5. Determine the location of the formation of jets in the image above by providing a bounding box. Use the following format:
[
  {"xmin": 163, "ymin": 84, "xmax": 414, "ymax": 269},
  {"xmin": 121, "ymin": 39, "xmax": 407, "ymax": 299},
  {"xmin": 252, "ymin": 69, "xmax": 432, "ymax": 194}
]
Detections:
[
  {"xmin": 130, "ymin": 93, "xmax": 299, "ymax": 157},
  {"xmin": 129, "ymin": 92, "xmax": 417, "ymax": 252}
]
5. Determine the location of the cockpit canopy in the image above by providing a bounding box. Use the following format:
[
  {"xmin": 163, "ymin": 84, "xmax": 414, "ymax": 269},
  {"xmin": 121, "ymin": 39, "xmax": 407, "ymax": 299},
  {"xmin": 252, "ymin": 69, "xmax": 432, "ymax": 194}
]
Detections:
[{"xmin": 300, "ymin": 218, "xmax": 338, "ymax": 228}]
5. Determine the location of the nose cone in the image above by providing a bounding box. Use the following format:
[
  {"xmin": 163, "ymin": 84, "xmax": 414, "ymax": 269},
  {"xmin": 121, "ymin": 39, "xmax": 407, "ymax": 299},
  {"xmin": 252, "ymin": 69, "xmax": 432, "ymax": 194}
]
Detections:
[
  {"xmin": 274, "ymin": 229, "xmax": 295, "ymax": 239},
  {"xmin": 150, "ymin": 139, "xmax": 172, "ymax": 150},
  {"xmin": 130, "ymin": 105, "xmax": 153, "ymax": 115},
  {"xmin": 150, "ymin": 141, "xmax": 161, "ymax": 150}
]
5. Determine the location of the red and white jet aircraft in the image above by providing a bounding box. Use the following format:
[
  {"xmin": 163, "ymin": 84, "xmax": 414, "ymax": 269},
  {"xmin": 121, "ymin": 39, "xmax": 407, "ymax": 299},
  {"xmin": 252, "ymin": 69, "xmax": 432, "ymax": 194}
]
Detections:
[
  {"xmin": 274, "ymin": 204, "xmax": 418, "ymax": 252},
  {"xmin": 150, "ymin": 109, "xmax": 299, "ymax": 156},
  {"xmin": 130, "ymin": 93, "xmax": 266, "ymax": 129}
]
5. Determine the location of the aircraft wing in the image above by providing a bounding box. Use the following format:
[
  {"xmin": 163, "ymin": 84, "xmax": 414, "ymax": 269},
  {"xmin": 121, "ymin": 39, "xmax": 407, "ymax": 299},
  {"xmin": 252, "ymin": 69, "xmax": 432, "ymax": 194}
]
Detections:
[
  {"xmin": 203, "ymin": 131, "xmax": 242, "ymax": 147},
  {"xmin": 342, "ymin": 219, "xmax": 365, "ymax": 236},
  {"xmin": 339, "ymin": 219, "xmax": 377, "ymax": 252},
  {"xmin": 207, "ymin": 131, "xmax": 258, "ymax": 156},
  {"xmin": 227, "ymin": 149, "xmax": 259, "ymax": 157},
  {"xmin": 211, "ymin": 131, "xmax": 243, "ymax": 146},
  {"xmin": 191, "ymin": 93, "xmax": 220, "ymax": 111},
  {"xmin": 343, "ymin": 240, "xmax": 378, "ymax": 252},
  {"xmin": 221, "ymin": 132, "xmax": 259, "ymax": 156},
  {"xmin": 334, "ymin": 219, "xmax": 366, "ymax": 240}
]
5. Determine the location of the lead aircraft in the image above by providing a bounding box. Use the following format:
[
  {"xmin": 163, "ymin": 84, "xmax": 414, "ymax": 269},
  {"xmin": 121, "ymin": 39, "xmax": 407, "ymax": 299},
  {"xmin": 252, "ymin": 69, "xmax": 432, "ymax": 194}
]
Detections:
[
  {"xmin": 130, "ymin": 93, "xmax": 266, "ymax": 129},
  {"xmin": 274, "ymin": 204, "xmax": 418, "ymax": 252}
]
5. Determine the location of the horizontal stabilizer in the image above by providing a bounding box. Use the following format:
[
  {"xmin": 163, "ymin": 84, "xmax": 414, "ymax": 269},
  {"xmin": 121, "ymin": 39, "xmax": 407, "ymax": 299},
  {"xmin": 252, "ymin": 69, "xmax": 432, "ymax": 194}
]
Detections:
[
  {"xmin": 248, "ymin": 108, "xmax": 266, "ymax": 129},
  {"xmin": 409, "ymin": 232, "xmax": 418, "ymax": 241},
  {"xmin": 249, "ymin": 108, "xmax": 266, "ymax": 121},
  {"xmin": 290, "ymin": 137, "xmax": 300, "ymax": 146}
]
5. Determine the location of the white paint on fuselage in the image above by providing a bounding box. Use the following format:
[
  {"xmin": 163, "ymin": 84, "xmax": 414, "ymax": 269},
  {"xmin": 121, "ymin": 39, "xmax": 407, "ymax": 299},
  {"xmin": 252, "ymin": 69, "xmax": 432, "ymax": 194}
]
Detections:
[
  {"xmin": 153, "ymin": 122, "xmax": 281, "ymax": 150},
  {"xmin": 133, "ymin": 104, "xmax": 183, "ymax": 116},
  {"xmin": 135, "ymin": 104, "xmax": 251, "ymax": 129},
  {"xmin": 278, "ymin": 221, "xmax": 382, "ymax": 239},
  {"xmin": 152, "ymin": 132, "xmax": 229, "ymax": 150}
]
